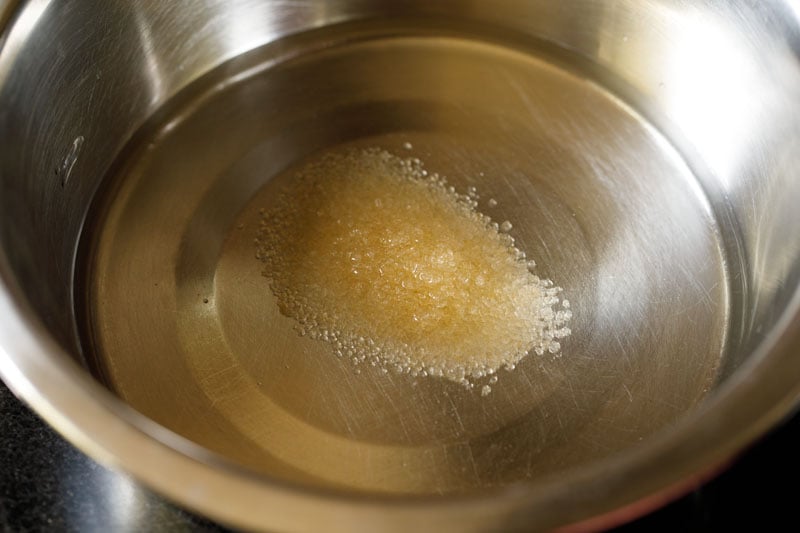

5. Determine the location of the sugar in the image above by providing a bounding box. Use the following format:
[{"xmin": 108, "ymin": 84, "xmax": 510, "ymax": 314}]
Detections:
[{"xmin": 255, "ymin": 148, "xmax": 571, "ymax": 393}]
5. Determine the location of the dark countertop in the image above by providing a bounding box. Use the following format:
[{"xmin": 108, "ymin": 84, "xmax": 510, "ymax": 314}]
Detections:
[{"xmin": 2, "ymin": 378, "xmax": 797, "ymax": 532}]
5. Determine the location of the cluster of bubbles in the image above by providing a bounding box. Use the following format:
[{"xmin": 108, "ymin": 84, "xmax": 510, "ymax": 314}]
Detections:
[{"xmin": 255, "ymin": 147, "xmax": 571, "ymax": 395}]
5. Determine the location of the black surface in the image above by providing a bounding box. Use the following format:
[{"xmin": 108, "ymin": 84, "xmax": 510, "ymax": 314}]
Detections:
[{"xmin": 1, "ymin": 377, "xmax": 798, "ymax": 532}]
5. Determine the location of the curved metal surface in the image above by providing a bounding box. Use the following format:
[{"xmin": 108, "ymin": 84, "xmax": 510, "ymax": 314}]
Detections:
[{"xmin": 0, "ymin": 1, "xmax": 799, "ymax": 531}]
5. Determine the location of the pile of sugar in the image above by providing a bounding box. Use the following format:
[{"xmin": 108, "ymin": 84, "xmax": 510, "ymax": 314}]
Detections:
[{"xmin": 255, "ymin": 148, "xmax": 571, "ymax": 393}]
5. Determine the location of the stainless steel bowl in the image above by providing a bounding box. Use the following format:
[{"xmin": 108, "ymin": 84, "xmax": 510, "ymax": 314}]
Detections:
[{"xmin": 1, "ymin": 1, "xmax": 799, "ymax": 531}]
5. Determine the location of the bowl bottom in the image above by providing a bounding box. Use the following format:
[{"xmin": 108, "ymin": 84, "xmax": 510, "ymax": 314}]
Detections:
[{"xmin": 81, "ymin": 31, "xmax": 729, "ymax": 494}]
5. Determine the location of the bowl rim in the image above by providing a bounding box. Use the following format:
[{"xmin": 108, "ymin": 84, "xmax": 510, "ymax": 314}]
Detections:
[{"xmin": 2, "ymin": 0, "xmax": 800, "ymax": 529}]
